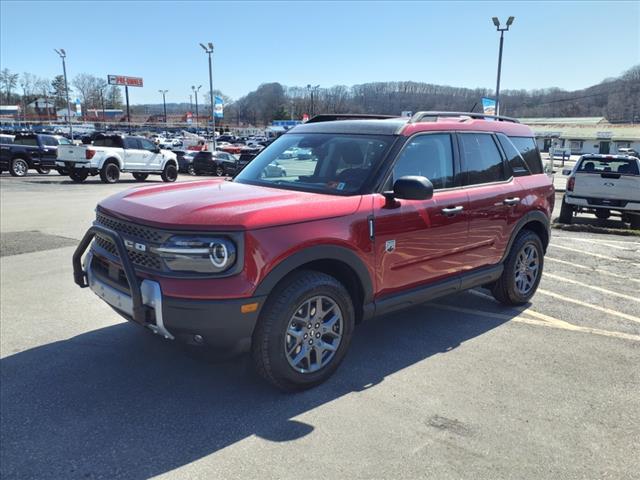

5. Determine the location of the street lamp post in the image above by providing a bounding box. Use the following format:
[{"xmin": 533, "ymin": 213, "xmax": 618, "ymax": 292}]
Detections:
[
  {"xmin": 199, "ymin": 42, "xmax": 216, "ymax": 149},
  {"xmin": 54, "ymin": 48, "xmax": 73, "ymax": 140},
  {"xmin": 159, "ymin": 89, "xmax": 168, "ymax": 124},
  {"xmin": 191, "ymin": 85, "xmax": 201, "ymax": 130},
  {"xmin": 306, "ymin": 84, "xmax": 320, "ymax": 117},
  {"xmin": 491, "ymin": 16, "xmax": 515, "ymax": 117}
]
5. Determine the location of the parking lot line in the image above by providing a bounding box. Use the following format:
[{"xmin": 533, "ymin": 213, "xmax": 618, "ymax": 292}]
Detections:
[
  {"xmin": 431, "ymin": 303, "xmax": 640, "ymax": 342},
  {"xmin": 556, "ymin": 236, "xmax": 639, "ymax": 251},
  {"xmin": 543, "ymin": 272, "xmax": 640, "ymax": 303},
  {"xmin": 549, "ymin": 243, "xmax": 640, "ymax": 266},
  {"xmin": 537, "ymin": 289, "xmax": 640, "ymax": 324},
  {"xmin": 545, "ymin": 257, "xmax": 640, "ymax": 284}
]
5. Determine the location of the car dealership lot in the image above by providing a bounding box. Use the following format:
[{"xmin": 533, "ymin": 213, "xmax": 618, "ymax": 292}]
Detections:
[{"xmin": 1, "ymin": 174, "xmax": 638, "ymax": 479}]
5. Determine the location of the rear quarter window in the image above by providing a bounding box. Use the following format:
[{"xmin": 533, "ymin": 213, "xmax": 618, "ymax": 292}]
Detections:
[
  {"xmin": 13, "ymin": 136, "xmax": 39, "ymax": 146},
  {"xmin": 93, "ymin": 137, "xmax": 121, "ymax": 148},
  {"xmin": 509, "ymin": 136, "xmax": 543, "ymax": 174}
]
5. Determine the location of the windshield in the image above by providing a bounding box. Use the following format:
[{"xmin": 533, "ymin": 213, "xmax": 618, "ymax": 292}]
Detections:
[
  {"xmin": 577, "ymin": 158, "xmax": 639, "ymax": 175},
  {"xmin": 234, "ymin": 133, "xmax": 393, "ymax": 194}
]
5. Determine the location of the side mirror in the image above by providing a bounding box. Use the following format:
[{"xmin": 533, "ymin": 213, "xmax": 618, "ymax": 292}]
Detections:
[
  {"xmin": 562, "ymin": 169, "xmax": 572, "ymax": 176},
  {"xmin": 385, "ymin": 176, "xmax": 434, "ymax": 203},
  {"xmin": 154, "ymin": 147, "xmax": 161, "ymax": 153}
]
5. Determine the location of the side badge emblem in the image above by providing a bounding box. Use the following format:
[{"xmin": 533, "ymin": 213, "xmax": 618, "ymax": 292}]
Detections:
[{"xmin": 385, "ymin": 240, "xmax": 396, "ymax": 253}]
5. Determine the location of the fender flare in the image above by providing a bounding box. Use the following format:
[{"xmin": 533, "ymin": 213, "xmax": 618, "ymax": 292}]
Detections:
[
  {"xmin": 99, "ymin": 156, "xmax": 123, "ymax": 170},
  {"xmin": 500, "ymin": 210, "xmax": 550, "ymax": 263},
  {"xmin": 253, "ymin": 245, "xmax": 374, "ymax": 305},
  {"xmin": 161, "ymin": 154, "xmax": 178, "ymax": 170}
]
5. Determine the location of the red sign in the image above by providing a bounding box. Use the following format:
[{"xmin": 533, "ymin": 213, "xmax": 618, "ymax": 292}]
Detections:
[{"xmin": 107, "ymin": 75, "xmax": 144, "ymax": 87}]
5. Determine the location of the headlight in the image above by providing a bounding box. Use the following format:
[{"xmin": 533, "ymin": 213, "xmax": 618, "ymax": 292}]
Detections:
[{"xmin": 152, "ymin": 236, "xmax": 236, "ymax": 273}]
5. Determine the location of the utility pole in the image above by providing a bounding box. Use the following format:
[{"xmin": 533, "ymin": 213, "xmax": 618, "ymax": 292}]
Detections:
[
  {"xmin": 200, "ymin": 42, "xmax": 216, "ymax": 149},
  {"xmin": 159, "ymin": 89, "xmax": 168, "ymax": 124},
  {"xmin": 492, "ymin": 16, "xmax": 515, "ymax": 116},
  {"xmin": 192, "ymin": 85, "xmax": 201, "ymax": 130},
  {"xmin": 54, "ymin": 48, "xmax": 73, "ymax": 140}
]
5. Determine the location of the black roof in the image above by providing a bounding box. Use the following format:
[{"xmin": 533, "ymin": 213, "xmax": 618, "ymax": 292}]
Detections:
[{"xmin": 289, "ymin": 118, "xmax": 408, "ymax": 136}]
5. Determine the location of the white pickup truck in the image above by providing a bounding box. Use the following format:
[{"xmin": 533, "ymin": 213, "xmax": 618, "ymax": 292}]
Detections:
[
  {"xmin": 560, "ymin": 154, "xmax": 640, "ymax": 229},
  {"xmin": 56, "ymin": 134, "xmax": 178, "ymax": 183}
]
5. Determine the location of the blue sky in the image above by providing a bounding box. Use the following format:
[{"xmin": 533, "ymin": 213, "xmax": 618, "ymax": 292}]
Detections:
[{"xmin": 1, "ymin": 0, "xmax": 638, "ymax": 104}]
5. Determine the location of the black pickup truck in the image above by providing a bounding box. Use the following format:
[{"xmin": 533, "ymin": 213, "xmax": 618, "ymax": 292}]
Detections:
[{"xmin": 0, "ymin": 133, "xmax": 74, "ymax": 176}]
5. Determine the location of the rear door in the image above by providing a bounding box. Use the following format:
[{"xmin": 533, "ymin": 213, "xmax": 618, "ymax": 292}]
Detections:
[
  {"xmin": 374, "ymin": 132, "xmax": 470, "ymax": 297},
  {"xmin": 458, "ymin": 132, "xmax": 524, "ymax": 269}
]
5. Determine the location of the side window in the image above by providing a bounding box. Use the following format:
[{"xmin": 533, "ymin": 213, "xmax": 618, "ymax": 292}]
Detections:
[
  {"xmin": 122, "ymin": 137, "xmax": 139, "ymax": 149},
  {"xmin": 509, "ymin": 136, "xmax": 543, "ymax": 174},
  {"xmin": 392, "ymin": 134, "xmax": 454, "ymax": 190},
  {"xmin": 140, "ymin": 139, "xmax": 157, "ymax": 151},
  {"xmin": 497, "ymin": 133, "xmax": 529, "ymax": 176},
  {"xmin": 42, "ymin": 136, "xmax": 57, "ymax": 146},
  {"xmin": 459, "ymin": 133, "xmax": 505, "ymax": 185}
]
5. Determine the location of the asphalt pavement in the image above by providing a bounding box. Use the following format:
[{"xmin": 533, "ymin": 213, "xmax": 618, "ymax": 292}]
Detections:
[{"xmin": 1, "ymin": 172, "xmax": 638, "ymax": 480}]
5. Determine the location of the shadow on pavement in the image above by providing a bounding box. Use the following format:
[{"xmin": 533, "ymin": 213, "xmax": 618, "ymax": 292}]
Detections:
[{"xmin": 1, "ymin": 292, "xmax": 512, "ymax": 479}]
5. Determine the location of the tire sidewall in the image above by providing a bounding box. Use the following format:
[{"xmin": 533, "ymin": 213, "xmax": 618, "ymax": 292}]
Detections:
[
  {"xmin": 102, "ymin": 162, "xmax": 120, "ymax": 183},
  {"xmin": 162, "ymin": 163, "xmax": 178, "ymax": 182},
  {"xmin": 11, "ymin": 158, "xmax": 28, "ymax": 177},
  {"xmin": 504, "ymin": 232, "xmax": 544, "ymax": 304},
  {"xmin": 260, "ymin": 274, "xmax": 355, "ymax": 389}
]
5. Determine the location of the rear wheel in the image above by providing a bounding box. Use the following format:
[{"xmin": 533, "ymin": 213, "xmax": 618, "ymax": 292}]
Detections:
[
  {"xmin": 69, "ymin": 170, "xmax": 88, "ymax": 183},
  {"xmin": 558, "ymin": 197, "xmax": 573, "ymax": 224},
  {"xmin": 630, "ymin": 213, "xmax": 640, "ymax": 230},
  {"xmin": 595, "ymin": 209, "xmax": 610, "ymax": 220},
  {"xmin": 491, "ymin": 230, "xmax": 544, "ymax": 306},
  {"xmin": 161, "ymin": 162, "xmax": 178, "ymax": 182},
  {"xmin": 215, "ymin": 165, "xmax": 225, "ymax": 177},
  {"xmin": 187, "ymin": 164, "xmax": 196, "ymax": 175},
  {"xmin": 36, "ymin": 167, "xmax": 50, "ymax": 175},
  {"xmin": 251, "ymin": 270, "xmax": 355, "ymax": 392},
  {"xmin": 133, "ymin": 172, "xmax": 149, "ymax": 181},
  {"xmin": 10, "ymin": 158, "xmax": 29, "ymax": 177},
  {"xmin": 100, "ymin": 162, "xmax": 120, "ymax": 184}
]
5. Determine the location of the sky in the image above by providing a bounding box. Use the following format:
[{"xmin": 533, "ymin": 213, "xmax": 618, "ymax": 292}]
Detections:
[{"xmin": 1, "ymin": 0, "xmax": 639, "ymax": 104}]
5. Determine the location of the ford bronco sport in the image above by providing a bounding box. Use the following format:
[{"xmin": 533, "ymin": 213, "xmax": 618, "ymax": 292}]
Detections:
[{"xmin": 73, "ymin": 112, "xmax": 554, "ymax": 391}]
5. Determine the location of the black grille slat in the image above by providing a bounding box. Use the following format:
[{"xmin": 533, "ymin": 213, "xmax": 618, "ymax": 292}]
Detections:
[
  {"xmin": 96, "ymin": 213, "xmax": 163, "ymax": 242},
  {"xmin": 94, "ymin": 235, "xmax": 163, "ymax": 270}
]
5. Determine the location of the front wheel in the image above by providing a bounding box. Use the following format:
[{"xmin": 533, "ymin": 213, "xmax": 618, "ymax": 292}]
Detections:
[
  {"xmin": 558, "ymin": 197, "xmax": 573, "ymax": 224},
  {"xmin": 36, "ymin": 167, "xmax": 50, "ymax": 175},
  {"xmin": 161, "ymin": 163, "xmax": 178, "ymax": 182},
  {"xmin": 10, "ymin": 158, "xmax": 29, "ymax": 177},
  {"xmin": 133, "ymin": 172, "xmax": 149, "ymax": 181},
  {"xmin": 215, "ymin": 165, "xmax": 225, "ymax": 177},
  {"xmin": 69, "ymin": 170, "xmax": 88, "ymax": 183},
  {"xmin": 491, "ymin": 230, "xmax": 544, "ymax": 306},
  {"xmin": 251, "ymin": 270, "xmax": 355, "ymax": 392},
  {"xmin": 187, "ymin": 164, "xmax": 196, "ymax": 176}
]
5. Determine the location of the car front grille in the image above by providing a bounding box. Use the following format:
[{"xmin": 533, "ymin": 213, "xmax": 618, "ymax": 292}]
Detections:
[{"xmin": 96, "ymin": 212, "xmax": 164, "ymax": 243}]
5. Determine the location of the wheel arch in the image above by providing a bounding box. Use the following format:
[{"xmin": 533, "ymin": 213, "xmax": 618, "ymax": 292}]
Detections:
[
  {"xmin": 253, "ymin": 245, "xmax": 374, "ymax": 323},
  {"xmin": 101, "ymin": 156, "xmax": 122, "ymax": 170},
  {"xmin": 501, "ymin": 210, "xmax": 550, "ymax": 263}
]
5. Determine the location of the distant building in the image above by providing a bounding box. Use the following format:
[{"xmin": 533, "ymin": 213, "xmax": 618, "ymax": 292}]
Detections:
[
  {"xmin": 0, "ymin": 105, "xmax": 20, "ymax": 117},
  {"xmin": 522, "ymin": 117, "xmax": 640, "ymax": 155}
]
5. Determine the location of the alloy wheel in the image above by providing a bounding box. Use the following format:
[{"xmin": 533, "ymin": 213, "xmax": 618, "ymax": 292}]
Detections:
[{"xmin": 514, "ymin": 243, "xmax": 539, "ymax": 295}]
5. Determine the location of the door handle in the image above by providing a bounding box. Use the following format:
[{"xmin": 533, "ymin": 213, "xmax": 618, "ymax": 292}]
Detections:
[
  {"xmin": 503, "ymin": 197, "xmax": 521, "ymax": 206},
  {"xmin": 441, "ymin": 206, "xmax": 464, "ymax": 215}
]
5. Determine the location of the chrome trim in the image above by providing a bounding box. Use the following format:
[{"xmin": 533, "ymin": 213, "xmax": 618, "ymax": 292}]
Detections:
[
  {"xmin": 154, "ymin": 246, "xmax": 210, "ymax": 255},
  {"xmin": 85, "ymin": 252, "xmax": 175, "ymax": 340}
]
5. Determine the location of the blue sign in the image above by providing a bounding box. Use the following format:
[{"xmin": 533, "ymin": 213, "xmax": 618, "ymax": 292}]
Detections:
[
  {"xmin": 481, "ymin": 97, "xmax": 496, "ymax": 115},
  {"xmin": 214, "ymin": 96, "xmax": 224, "ymax": 118}
]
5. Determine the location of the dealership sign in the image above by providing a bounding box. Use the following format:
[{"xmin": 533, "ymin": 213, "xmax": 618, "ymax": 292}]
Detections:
[{"xmin": 107, "ymin": 75, "xmax": 144, "ymax": 87}]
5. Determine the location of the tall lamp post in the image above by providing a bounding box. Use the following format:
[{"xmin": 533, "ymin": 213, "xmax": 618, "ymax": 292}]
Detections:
[
  {"xmin": 191, "ymin": 85, "xmax": 201, "ymax": 130},
  {"xmin": 159, "ymin": 89, "xmax": 168, "ymax": 124},
  {"xmin": 199, "ymin": 42, "xmax": 216, "ymax": 149},
  {"xmin": 54, "ymin": 48, "xmax": 73, "ymax": 140},
  {"xmin": 306, "ymin": 84, "xmax": 320, "ymax": 117},
  {"xmin": 491, "ymin": 16, "xmax": 514, "ymax": 116}
]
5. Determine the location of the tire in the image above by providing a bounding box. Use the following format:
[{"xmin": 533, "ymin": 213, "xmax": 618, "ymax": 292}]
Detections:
[
  {"xmin": 595, "ymin": 209, "xmax": 610, "ymax": 220},
  {"xmin": 187, "ymin": 164, "xmax": 196, "ymax": 176},
  {"xmin": 100, "ymin": 161, "xmax": 120, "ymax": 184},
  {"xmin": 133, "ymin": 172, "xmax": 149, "ymax": 181},
  {"xmin": 10, "ymin": 158, "xmax": 29, "ymax": 177},
  {"xmin": 251, "ymin": 270, "xmax": 355, "ymax": 392},
  {"xmin": 56, "ymin": 167, "xmax": 69, "ymax": 175},
  {"xmin": 215, "ymin": 165, "xmax": 225, "ymax": 177},
  {"xmin": 630, "ymin": 213, "xmax": 640, "ymax": 230},
  {"xmin": 558, "ymin": 197, "xmax": 573, "ymax": 224},
  {"xmin": 161, "ymin": 162, "xmax": 178, "ymax": 182},
  {"xmin": 491, "ymin": 230, "xmax": 544, "ymax": 306},
  {"xmin": 36, "ymin": 167, "xmax": 50, "ymax": 175},
  {"xmin": 69, "ymin": 170, "xmax": 88, "ymax": 183}
]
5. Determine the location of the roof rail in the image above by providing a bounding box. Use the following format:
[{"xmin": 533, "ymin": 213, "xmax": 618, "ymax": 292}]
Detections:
[
  {"xmin": 409, "ymin": 111, "xmax": 520, "ymax": 124},
  {"xmin": 305, "ymin": 114, "xmax": 399, "ymax": 123}
]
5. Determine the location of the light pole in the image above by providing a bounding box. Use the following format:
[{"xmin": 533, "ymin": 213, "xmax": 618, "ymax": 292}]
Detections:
[
  {"xmin": 491, "ymin": 16, "xmax": 514, "ymax": 116},
  {"xmin": 307, "ymin": 84, "xmax": 320, "ymax": 117},
  {"xmin": 200, "ymin": 42, "xmax": 216, "ymax": 149},
  {"xmin": 159, "ymin": 89, "xmax": 168, "ymax": 124},
  {"xmin": 191, "ymin": 85, "xmax": 201, "ymax": 131},
  {"xmin": 54, "ymin": 48, "xmax": 73, "ymax": 140}
]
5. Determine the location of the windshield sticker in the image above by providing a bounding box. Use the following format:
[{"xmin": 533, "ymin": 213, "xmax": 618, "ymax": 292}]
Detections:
[{"xmin": 337, "ymin": 182, "xmax": 346, "ymax": 191}]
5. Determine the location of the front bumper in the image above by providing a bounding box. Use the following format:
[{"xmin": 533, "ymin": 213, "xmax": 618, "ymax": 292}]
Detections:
[{"xmin": 73, "ymin": 225, "xmax": 264, "ymax": 353}]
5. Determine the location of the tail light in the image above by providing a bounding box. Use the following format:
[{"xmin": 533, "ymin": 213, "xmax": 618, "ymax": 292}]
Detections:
[
  {"xmin": 85, "ymin": 149, "xmax": 96, "ymax": 160},
  {"xmin": 567, "ymin": 176, "xmax": 575, "ymax": 192}
]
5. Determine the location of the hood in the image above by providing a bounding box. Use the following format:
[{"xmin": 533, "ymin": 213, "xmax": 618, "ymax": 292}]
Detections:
[{"xmin": 98, "ymin": 179, "xmax": 363, "ymax": 231}]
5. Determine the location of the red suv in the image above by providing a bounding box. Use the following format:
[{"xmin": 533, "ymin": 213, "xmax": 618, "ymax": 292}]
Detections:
[{"xmin": 73, "ymin": 112, "xmax": 554, "ymax": 391}]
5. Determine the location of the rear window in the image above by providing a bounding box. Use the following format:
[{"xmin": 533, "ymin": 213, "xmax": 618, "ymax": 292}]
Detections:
[
  {"xmin": 13, "ymin": 136, "xmax": 38, "ymax": 146},
  {"xmin": 93, "ymin": 137, "xmax": 121, "ymax": 148},
  {"xmin": 577, "ymin": 158, "xmax": 639, "ymax": 175},
  {"xmin": 509, "ymin": 136, "xmax": 543, "ymax": 174}
]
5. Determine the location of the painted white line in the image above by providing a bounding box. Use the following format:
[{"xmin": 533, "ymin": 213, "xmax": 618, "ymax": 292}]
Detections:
[
  {"xmin": 542, "ymin": 272, "xmax": 640, "ymax": 303},
  {"xmin": 545, "ymin": 257, "xmax": 640, "ymax": 284},
  {"xmin": 549, "ymin": 243, "xmax": 640, "ymax": 266},
  {"xmin": 555, "ymin": 236, "xmax": 640, "ymax": 246},
  {"xmin": 537, "ymin": 288, "xmax": 640, "ymax": 324},
  {"xmin": 553, "ymin": 237, "xmax": 639, "ymax": 251},
  {"xmin": 430, "ymin": 303, "xmax": 640, "ymax": 342}
]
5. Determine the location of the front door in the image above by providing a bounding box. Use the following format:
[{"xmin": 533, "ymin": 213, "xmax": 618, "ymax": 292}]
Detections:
[
  {"xmin": 373, "ymin": 132, "xmax": 470, "ymax": 298},
  {"xmin": 139, "ymin": 138, "xmax": 163, "ymax": 170},
  {"xmin": 599, "ymin": 141, "xmax": 610, "ymax": 154}
]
